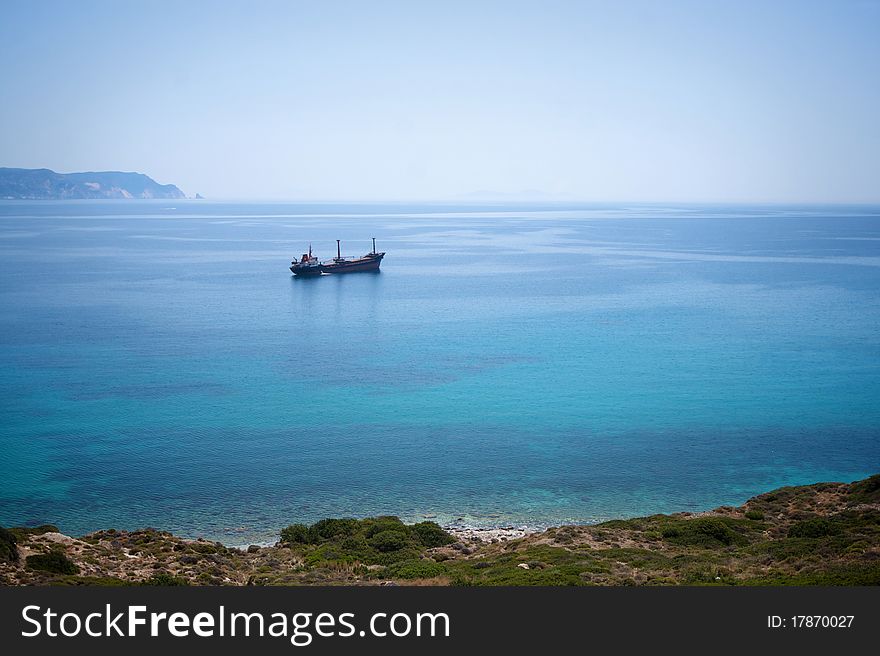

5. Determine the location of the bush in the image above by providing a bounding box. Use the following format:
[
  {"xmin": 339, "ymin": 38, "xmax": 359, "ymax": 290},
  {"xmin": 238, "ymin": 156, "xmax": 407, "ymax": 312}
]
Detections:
[
  {"xmin": 310, "ymin": 518, "xmax": 360, "ymax": 541},
  {"xmin": 280, "ymin": 524, "xmax": 311, "ymax": 544},
  {"xmin": 26, "ymin": 550, "xmax": 79, "ymax": 575},
  {"xmin": 54, "ymin": 576, "xmax": 128, "ymax": 586},
  {"xmin": 788, "ymin": 518, "xmax": 840, "ymax": 539},
  {"xmin": 411, "ymin": 522, "xmax": 454, "ymax": 548},
  {"xmin": 307, "ymin": 537, "xmax": 376, "ymax": 565},
  {"xmin": 0, "ymin": 526, "xmax": 18, "ymax": 563},
  {"xmin": 279, "ymin": 516, "xmax": 452, "ymax": 566},
  {"xmin": 144, "ymin": 572, "xmax": 189, "ymax": 586},
  {"xmin": 744, "ymin": 510, "xmax": 765, "ymax": 521},
  {"xmin": 660, "ymin": 518, "xmax": 746, "ymax": 547},
  {"xmin": 386, "ymin": 559, "xmax": 448, "ymax": 579},
  {"xmin": 368, "ymin": 530, "xmax": 409, "ymax": 553},
  {"xmin": 8, "ymin": 525, "xmax": 60, "ymax": 542},
  {"xmin": 848, "ymin": 474, "xmax": 880, "ymax": 505},
  {"xmin": 361, "ymin": 516, "xmax": 407, "ymax": 538}
]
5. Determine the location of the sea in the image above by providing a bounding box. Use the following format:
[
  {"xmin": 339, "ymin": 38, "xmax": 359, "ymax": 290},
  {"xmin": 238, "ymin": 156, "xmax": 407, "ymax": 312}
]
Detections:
[{"xmin": 1, "ymin": 200, "xmax": 879, "ymax": 545}]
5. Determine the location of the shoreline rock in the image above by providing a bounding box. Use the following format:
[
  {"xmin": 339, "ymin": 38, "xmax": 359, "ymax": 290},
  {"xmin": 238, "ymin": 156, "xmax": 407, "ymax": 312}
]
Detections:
[{"xmin": 445, "ymin": 526, "xmax": 537, "ymax": 543}]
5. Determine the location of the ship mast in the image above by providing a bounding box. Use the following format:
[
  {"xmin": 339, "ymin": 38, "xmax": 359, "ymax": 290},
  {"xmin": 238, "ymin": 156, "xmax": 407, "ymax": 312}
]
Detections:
[
  {"xmin": 372, "ymin": 237, "xmax": 376, "ymax": 254},
  {"xmin": 336, "ymin": 239, "xmax": 341, "ymax": 260}
]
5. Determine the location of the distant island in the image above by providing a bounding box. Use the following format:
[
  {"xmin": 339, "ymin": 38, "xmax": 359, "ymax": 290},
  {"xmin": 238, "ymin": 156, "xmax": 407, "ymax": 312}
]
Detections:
[
  {"xmin": 0, "ymin": 167, "xmax": 186, "ymax": 200},
  {"xmin": 1, "ymin": 474, "xmax": 878, "ymax": 586}
]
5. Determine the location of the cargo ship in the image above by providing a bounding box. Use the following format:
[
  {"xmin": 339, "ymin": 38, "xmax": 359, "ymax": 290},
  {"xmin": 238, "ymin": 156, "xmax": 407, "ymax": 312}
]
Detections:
[{"xmin": 290, "ymin": 238, "xmax": 385, "ymax": 276}]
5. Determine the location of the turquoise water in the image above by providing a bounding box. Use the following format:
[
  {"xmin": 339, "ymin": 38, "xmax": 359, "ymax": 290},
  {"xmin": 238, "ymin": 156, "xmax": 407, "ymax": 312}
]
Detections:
[{"xmin": 1, "ymin": 201, "xmax": 879, "ymax": 544}]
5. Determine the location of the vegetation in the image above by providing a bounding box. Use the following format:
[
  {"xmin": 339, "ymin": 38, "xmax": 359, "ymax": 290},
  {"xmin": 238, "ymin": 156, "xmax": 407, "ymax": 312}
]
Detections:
[
  {"xmin": 2, "ymin": 474, "xmax": 878, "ymax": 586},
  {"xmin": 659, "ymin": 517, "xmax": 753, "ymax": 547},
  {"xmin": 279, "ymin": 516, "xmax": 454, "ymax": 567},
  {"xmin": 144, "ymin": 572, "xmax": 190, "ymax": 586},
  {"xmin": 279, "ymin": 523, "xmax": 310, "ymax": 544},
  {"xmin": 26, "ymin": 550, "xmax": 79, "ymax": 575},
  {"xmin": 7, "ymin": 525, "xmax": 59, "ymax": 542},
  {"xmin": 411, "ymin": 522, "xmax": 456, "ymax": 548},
  {"xmin": 49, "ymin": 576, "xmax": 128, "ymax": 587},
  {"xmin": 0, "ymin": 526, "xmax": 18, "ymax": 563},
  {"xmin": 788, "ymin": 518, "xmax": 839, "ymax": 538},
  {"xmin": 847, "ymin": 474, "xmax": 880, "ymax": 505},
  {"xmin": 385, "ymin": 559, "xmax": 448, "ymax": 580}
]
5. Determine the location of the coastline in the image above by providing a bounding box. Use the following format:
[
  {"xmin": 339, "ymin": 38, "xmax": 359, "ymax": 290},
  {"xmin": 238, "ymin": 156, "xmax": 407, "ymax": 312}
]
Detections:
[
  {"xmin": 227, "ymin": 527, "xmax": 538, "ymax": 551},
  {"xmin": 2, "ymin": 473, "xmax": 878, "ymax": 586}
]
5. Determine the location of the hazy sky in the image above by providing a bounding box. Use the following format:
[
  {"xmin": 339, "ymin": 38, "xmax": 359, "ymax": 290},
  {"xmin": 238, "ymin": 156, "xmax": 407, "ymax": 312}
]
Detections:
[{"xmin": 2, "ymin": 0, "xmax": 879, "ymax": 201}]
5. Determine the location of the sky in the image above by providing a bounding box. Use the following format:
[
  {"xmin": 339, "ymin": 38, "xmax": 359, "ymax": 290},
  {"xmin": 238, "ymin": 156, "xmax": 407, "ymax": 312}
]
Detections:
[{"xmin": 1, "ymin": 0, "xmax": 879, "ymax": 201}]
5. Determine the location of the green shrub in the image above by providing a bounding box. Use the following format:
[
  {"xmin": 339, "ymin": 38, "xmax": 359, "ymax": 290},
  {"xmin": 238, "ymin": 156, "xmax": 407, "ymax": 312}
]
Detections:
[
  {"xmin": 750, "ymin": 537, "xmax": 818, "ymax": 561},
  {"xmin": 280, "ymin": 524, "xmax": 311, "ymax": 544},
  {"xmin": 307, "ymin": 537, "xmax": 374, "ymax": 565},
  {"xmin": 309, "ymin": 518, "xmax": 360, "ymax": 541},
  {"xmin": 447, "ymin": 562, "xmax": 585, "ymax": 586},
  {"xmin": 743, "ymin": 563, "xmax": 880, "ymax": 586},
  {"xmin": 788, "ymin": 518, "xmax": 840, "ymax": 539},
  {"xmin": 368, "ymin": 530, "xmax": 409, "ymax": 553},
  {"xmin": 0, "ymin": 527, "xmax": 18, "ymax": 563},
  {"xmin": 280, "ymin": 516, "xmax": 455, "ymax": 566},
  {"xmin": 411, "ymin": 522, "xmax": 454, "ymax": 548},
  {"xmin": 848, "ymin": 474, "xmax": 880, "ymax": 505},
  {"xmin": 54, "ymin": 576, "xmax": 128, "ymax": 586},
  {"xmin": 744, "ymin": 510, "xmax": 764, "ymax": 521},
  {"xmin": 386, "ymin": 559, "xmax": 448, "ymax": 579},
  {"xmin": 26, "ymin": 550, "xmax": 79, "ymax": 575},
  {"xmin": 8, "ymin": 525, "xmax": 60, "ymax": 542},
  {"xmin": 597, "ymin": 515, "xmax": 664, "ymax": 531},
  {"xmin": 144, "ymin": 572, "xmax": 189, "ymax": 586},
  {"xmin": 361, "ymin": 516, "xmax": 406, "ymax": 538},
  {"xmin": 336, "ymin": 536, "xmax": 371, "ymax": 558},
  {"xmin": 660, "ymin": 518, "xmax": 746, "ymax": 547},
  {"xmin": 304, "ymin": 545, "xmax": 340, "ymax": 564}
]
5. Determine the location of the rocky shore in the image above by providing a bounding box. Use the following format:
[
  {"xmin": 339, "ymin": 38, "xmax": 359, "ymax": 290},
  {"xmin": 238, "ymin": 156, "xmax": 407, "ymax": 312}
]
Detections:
[
  {"xmin": 445, "ymin": 526, "xmax": 536, "ymax": 544},
  {"xmin": 2, "ymin": 474, "xmax": 878, "ymax": 586}
]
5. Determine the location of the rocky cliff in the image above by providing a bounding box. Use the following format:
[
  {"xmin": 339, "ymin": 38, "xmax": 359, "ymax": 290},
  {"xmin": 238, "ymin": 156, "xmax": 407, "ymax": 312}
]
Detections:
[{"xmin": 0, "ymin": 167, "xmax": 186, "ymax": 199}]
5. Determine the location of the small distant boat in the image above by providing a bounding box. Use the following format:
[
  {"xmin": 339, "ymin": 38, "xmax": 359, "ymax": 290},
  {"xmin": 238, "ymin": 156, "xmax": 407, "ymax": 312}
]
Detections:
[{"xmin": 290, "ymin": 238, "xmax": 385, "ymax": 277}]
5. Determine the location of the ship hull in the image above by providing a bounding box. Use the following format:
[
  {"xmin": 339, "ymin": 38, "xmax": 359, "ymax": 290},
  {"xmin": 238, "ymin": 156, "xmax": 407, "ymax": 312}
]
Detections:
[
  {"xmin": 289, "ymin": 266, "xmax": 323, "ymax": 276},
  {"xmin": 321, "ymin": 254, "xmax": 384, "ymax": 274}
]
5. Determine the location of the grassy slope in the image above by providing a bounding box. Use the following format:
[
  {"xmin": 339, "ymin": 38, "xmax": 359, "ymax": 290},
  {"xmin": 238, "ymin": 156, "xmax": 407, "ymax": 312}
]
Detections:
[{"xmin": 1, "ymin": 474, "xmax": 878, "ymax": 586}]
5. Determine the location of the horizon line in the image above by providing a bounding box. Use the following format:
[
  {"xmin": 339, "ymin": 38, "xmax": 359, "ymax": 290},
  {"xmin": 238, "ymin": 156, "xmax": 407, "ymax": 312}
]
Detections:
[{"xmin": 3, "ymin": 197, "xmax": 880, "ymax": 206}]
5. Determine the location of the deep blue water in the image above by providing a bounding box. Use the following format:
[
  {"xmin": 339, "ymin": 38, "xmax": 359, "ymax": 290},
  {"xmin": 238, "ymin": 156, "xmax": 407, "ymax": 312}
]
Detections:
[{"xmin": 1, "ymin": 201, "xmax": 879, "ymax": 544}]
